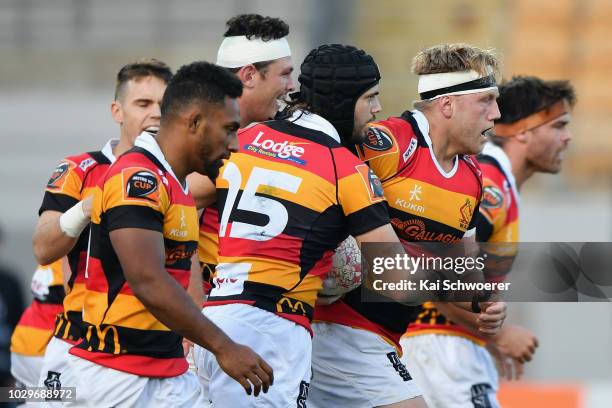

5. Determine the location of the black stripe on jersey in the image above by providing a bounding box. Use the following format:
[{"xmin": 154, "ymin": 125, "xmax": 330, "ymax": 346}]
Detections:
[
  {"xmin": 163, "ymin": 237, "xmax": 198, "ymax": 270},
  {"xmin": 476, "ymin": 154, "xmax": 503, "ymax": 172},
  {"xmin": 54, "ymin": 310, "xmax": 85, "ymax": 342},
  {"xmin": 343, "ymin": 287, "xmax": 421, "ymax": 334},
  {"xmin": 475, "ymin": 213, "xmax": 494, "ymax": 242},
  {"xmin": 89, "ymin": 222, "xmax": 127, "ymax": 313},
  {"xmin": 105, "ymin": 205, "xmax": 164, "ymax": 233},
  {"xmin": 208, "ymin": 282, "xmax": 315, "ymax": 320},
  {"xmin": 216, "ymin": 188, "xmax": 324, "ymax": 240},
  {"xmin": 410, "ymin": 305, "xmax": 451, "ymax": 326},
  {"xmin": 399, "ymin": 111, "xmax": 430, "ymax": 148},
  {"xmin": 264, "ymin": 119, "xmax": 343, "ymax": 148},
  {"xmin": 79, "ymin": 151, "xmax": 111, "ymax": 194},
  {"xmin": 299, "ymin": 204, "xmax": 348, "ymax": 279},
  {"xmin": 76, "ymin": 322, "xmax": 183, "ymax": 358},
  {"xmin": 66, "ymin": 226, "xmax": 90, "ymax": 290},
  {"xmin": 39, "ymin": 192, "xmax": 79, "ymax": 215},
  {"xmin": 346, "ymin": 202, "xmax": 390, "ymax": 237},
  {"xmin": 35, "ymin": 285, "xmax": 66, "ymax": 305}
]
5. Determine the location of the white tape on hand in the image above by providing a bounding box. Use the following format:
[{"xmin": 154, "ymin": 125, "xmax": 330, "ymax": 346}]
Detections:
[{"xmin": 59, "ymin": 200, "xmax": 90, "ymax": 238}]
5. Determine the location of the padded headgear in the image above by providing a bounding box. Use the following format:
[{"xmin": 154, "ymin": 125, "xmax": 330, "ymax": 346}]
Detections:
[{"xmin": 297, "ymin": 44, "xmax": 381, "ymax": 146}]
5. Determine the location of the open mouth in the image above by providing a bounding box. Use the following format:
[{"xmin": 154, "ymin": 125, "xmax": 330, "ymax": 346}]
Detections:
[
  {"xmin": 145, "ymin": 126, "xmax": 160, "ymax": 135},
  {"xmin": 481, "ymin": 127, "xmax": 494, "ymax": 138}
]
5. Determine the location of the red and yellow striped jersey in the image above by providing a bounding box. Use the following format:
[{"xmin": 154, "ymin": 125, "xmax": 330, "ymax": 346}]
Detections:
[
  {"xmin": 475, "ymin": 142, "xmax": 520, "ymax": 282},
  {"xmin": 39, "ymin": 143, "xmax": 115, "ymax": 344},
  {"xmin": 198, "ymin": 206, "xmax": 219, "ymax": 295},
  {"xmin": 71, "ymin": 133, "xmax": 197, "ymax": 377},
  {"xmin": 10, "ymin": 260, "xmax": 65, "ymax": 356},
  {"xmin": 315, "ymin": 110, "xmax": 484, "ymax": 349},
  {"xmin": 205, "ymin": 113, "xmax": 390, "ymax": 334}
]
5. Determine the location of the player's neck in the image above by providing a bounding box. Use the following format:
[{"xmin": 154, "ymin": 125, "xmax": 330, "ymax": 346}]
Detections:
[
  {"xmin": 155, "ymin": 129, "xmax": 189, "ymax": 183},
  {"xmin": 509, "ymin": 153, "xmax": 534, "ymax": 189},
  {"xmin": 428, "ymin": 126, "xmax": 458, "ymax": 171},
  {"xmin": 113, "ymin": 136, "xmax": 133, "ymax": 158}
]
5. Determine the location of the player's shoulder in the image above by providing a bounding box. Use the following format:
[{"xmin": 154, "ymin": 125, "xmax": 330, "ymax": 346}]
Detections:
[
  {"xmin": 46, "ymin": 151, "xmax": 109, "ymax": 191},
  {"xmin": 357, "ymin": 113, "xmax": 421, "ymax": 163},
  {"xmin": 476, "ymin": 153, "xmax": 507, "ymax": 186}
]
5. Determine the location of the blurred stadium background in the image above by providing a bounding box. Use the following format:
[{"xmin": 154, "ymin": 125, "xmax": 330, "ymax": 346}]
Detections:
[{"xmin": 1, "ymin": 1, "xmax": 610, "ymax": 406}]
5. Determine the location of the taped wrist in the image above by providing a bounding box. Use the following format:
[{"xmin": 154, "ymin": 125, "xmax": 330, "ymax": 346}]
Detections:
[{"xmin": 59, "ymin": 200, "xmax": 89, "ymax": 238}]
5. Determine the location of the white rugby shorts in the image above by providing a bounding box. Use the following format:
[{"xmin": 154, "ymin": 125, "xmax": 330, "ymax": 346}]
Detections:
[
  {"xmin": 193, "ymin": 303, "xmax": 312, "ymax": 408},
  {"xmin": 308, "ymin": 322, "xmax": 422, "ymax": 408},
  {"xmin": 401, "ymin": 334, "xmax": 500, "ymax": 408}
]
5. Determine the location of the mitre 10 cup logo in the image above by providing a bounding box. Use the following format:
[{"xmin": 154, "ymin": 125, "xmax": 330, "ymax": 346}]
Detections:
[
  {"xmin": 123, "ymin": 168, "xmax": 160, "ymax": 204},
  {"xmin": 47, "ymin": 160, "xmax": 75, "ymax": 191},
  {"xmin": 365, "ymin": 127, "xmax": 393, "ymax": 151}
]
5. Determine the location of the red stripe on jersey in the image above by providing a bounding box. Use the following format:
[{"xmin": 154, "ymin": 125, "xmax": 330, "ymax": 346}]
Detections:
[
  {"xmin": 219, "ymin": 232, "xmax": 302, "ymax": 265},
  {"xmin": 314, "ymin": 300, "xmax": 403, "ymax": 351},
  {"xmin": 16, "ymin": 300, "xmax": 63, "ymax": 331},
  {"xmin": 200, "ymin": 207, "xmax": 219, "ymax": 233},
  {"xmin": 85, "ymin": 257, "xmax": 108, "ymax": 293},
  {"xmin": 70, "ymin": 346, "xmax": 188, "ymax": 377}
]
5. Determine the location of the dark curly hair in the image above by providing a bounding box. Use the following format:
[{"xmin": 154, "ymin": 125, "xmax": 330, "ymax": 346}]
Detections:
[
  {"xmin": 224, "ymin": 14, "xmax": 289, "ymax": 41},
  {"xmin": 496, "ymin": 76, "xmax": 576, "ymax": 125},
  {"xmin": 160, "ymin": 61, "xmax": 242, "ymax": 122},
  {"xmin": 223, "ymin": 14, "xmax": 289, "ymax": 74}
]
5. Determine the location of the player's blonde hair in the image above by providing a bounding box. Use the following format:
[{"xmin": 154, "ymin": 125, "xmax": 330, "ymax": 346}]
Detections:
[
  {"xmin": 412, "ymin": 43, "xmax": 499, "ymax": 110},
  {"xmin": 412, "ymin": 43, "xmax": 499, "ymax": 77}
]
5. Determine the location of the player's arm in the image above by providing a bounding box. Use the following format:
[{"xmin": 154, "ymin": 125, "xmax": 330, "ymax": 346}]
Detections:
[
  {"xmin": 111, "ymin": 227, "xmax": 272, "ymax": 396},
  {"xmin": 355, "ymin": 224, "xmax": 506, "ymax": 332},
  {"xmin": 187, "ymin": 251, "xmax": 205, "ymax": 307},
  {"xmin": 32, "ymin": 196, "xmax": 93, "ymax": 265},
  {"xmin": 187, "ymin": 172, "xmax": 217, "ymax": 209}
]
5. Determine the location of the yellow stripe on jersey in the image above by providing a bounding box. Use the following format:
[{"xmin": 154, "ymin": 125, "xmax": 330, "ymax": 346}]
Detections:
[
  {"xmin": 83, "ymin": 291, "xmax": 170, "ymax": 331},
  {"xmin": 64, "ymin": 282, "xmax": 86, "ymax": 313},
  {"xmin": 384, "ymin": 177, "xmax": 478, "ymax": 231},
  {"xmin": 217, "ymin": 256, "xmax": 306, "ymax": 290}
]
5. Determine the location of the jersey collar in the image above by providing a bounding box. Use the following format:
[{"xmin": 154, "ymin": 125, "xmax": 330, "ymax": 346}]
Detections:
[
  {"xmin": 411, "ymin": 110, "xmax": 459, "ymax": 179},
  {"xmin": 481, "ymin": 142, "xmax": 520, "ymax": 201},
  {"xmin": 101, "ymin": 139, "xmax": 119, "ymax": 163},
  {"xmin": 287, "ymin": 109, "xmax": 341, "ymax": 143},
  {"xmin": 134, "ymin": 131, "xmax": 189, "ymax": 194}
]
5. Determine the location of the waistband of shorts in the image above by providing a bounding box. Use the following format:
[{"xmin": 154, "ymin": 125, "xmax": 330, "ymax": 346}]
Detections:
[{"xmin": 403, "ymin": 324, "xmax": 487, "ymax": 346}]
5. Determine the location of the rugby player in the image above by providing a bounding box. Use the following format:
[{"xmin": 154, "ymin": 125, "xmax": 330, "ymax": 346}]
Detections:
[
  {"xmin": 10, "ymin": 259, "xmax": 65, "ymax": 388},
  {"xmin": 311, "ymin": 43, "xmax": 507, "ymax": 408},
  {"xmin": 63, "ymin": 61, "xmax": 274, "ymax": 406},
  {"xmin": 418, "ymin": 76, "xmax": 575, "ymax": 405},
  {"xmin": 189, "ymin": 14, "xmax": 295, "ymax": 309},
  {"xmin": 31, "ymin": 59, "xmax": 171, "ymax": 395}
]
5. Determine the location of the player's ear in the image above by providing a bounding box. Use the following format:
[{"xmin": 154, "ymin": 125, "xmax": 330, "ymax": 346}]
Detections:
[
  {"xmin": 438, "ymin": 96, "xmax": 453, "ymax": 119},
  {"xmin": 188, "ymin": 109, "xmax": 205, "ymax": 134},
  {"xmin": 515, "ymin": 130, "xmax": 530, "ymax": 144},
  {"xmin": 237, "ymin": 64, "xmax": 258, "ymax": 89},
  {"xmin": 111, "ymin": 100, "xmax": 123, "ymax": 125}
]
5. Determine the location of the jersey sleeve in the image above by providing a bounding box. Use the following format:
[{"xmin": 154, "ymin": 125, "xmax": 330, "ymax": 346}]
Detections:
[
  {"xmin": 333, "ymin": 148, "xmax": 390, "ymax": 237},
  {"xmin": 355, "ymin": 118, "xmax": 419, "ymax": 181},
  {"xmin": 101, "ymin": 166, "xmax": 169, "ymax": 232},
  {"xmin": 476, "ymin": 173, "xmax": 507, "ymax": 241},
  {"xmin": 39, "ymin": 158, "xmax": 83, "ymax": 214}
]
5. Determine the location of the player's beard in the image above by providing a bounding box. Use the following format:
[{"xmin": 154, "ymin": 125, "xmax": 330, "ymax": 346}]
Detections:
[
  {"xmin": 204, "ymin": 158, "xmax": 224, "ymax": 181},
  {"xmin": 198, "ymin": 139, "xmax": 225, "ymax": 180}
]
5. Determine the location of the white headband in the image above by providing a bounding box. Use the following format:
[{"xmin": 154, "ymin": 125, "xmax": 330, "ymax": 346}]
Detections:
[
  {"xmin": 418, "ymin": 66, "xmax": 497, "ymax": 100},
  {"xmin": 216, "ymin": 35, "xmax": 292, "ymax": 68}
]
